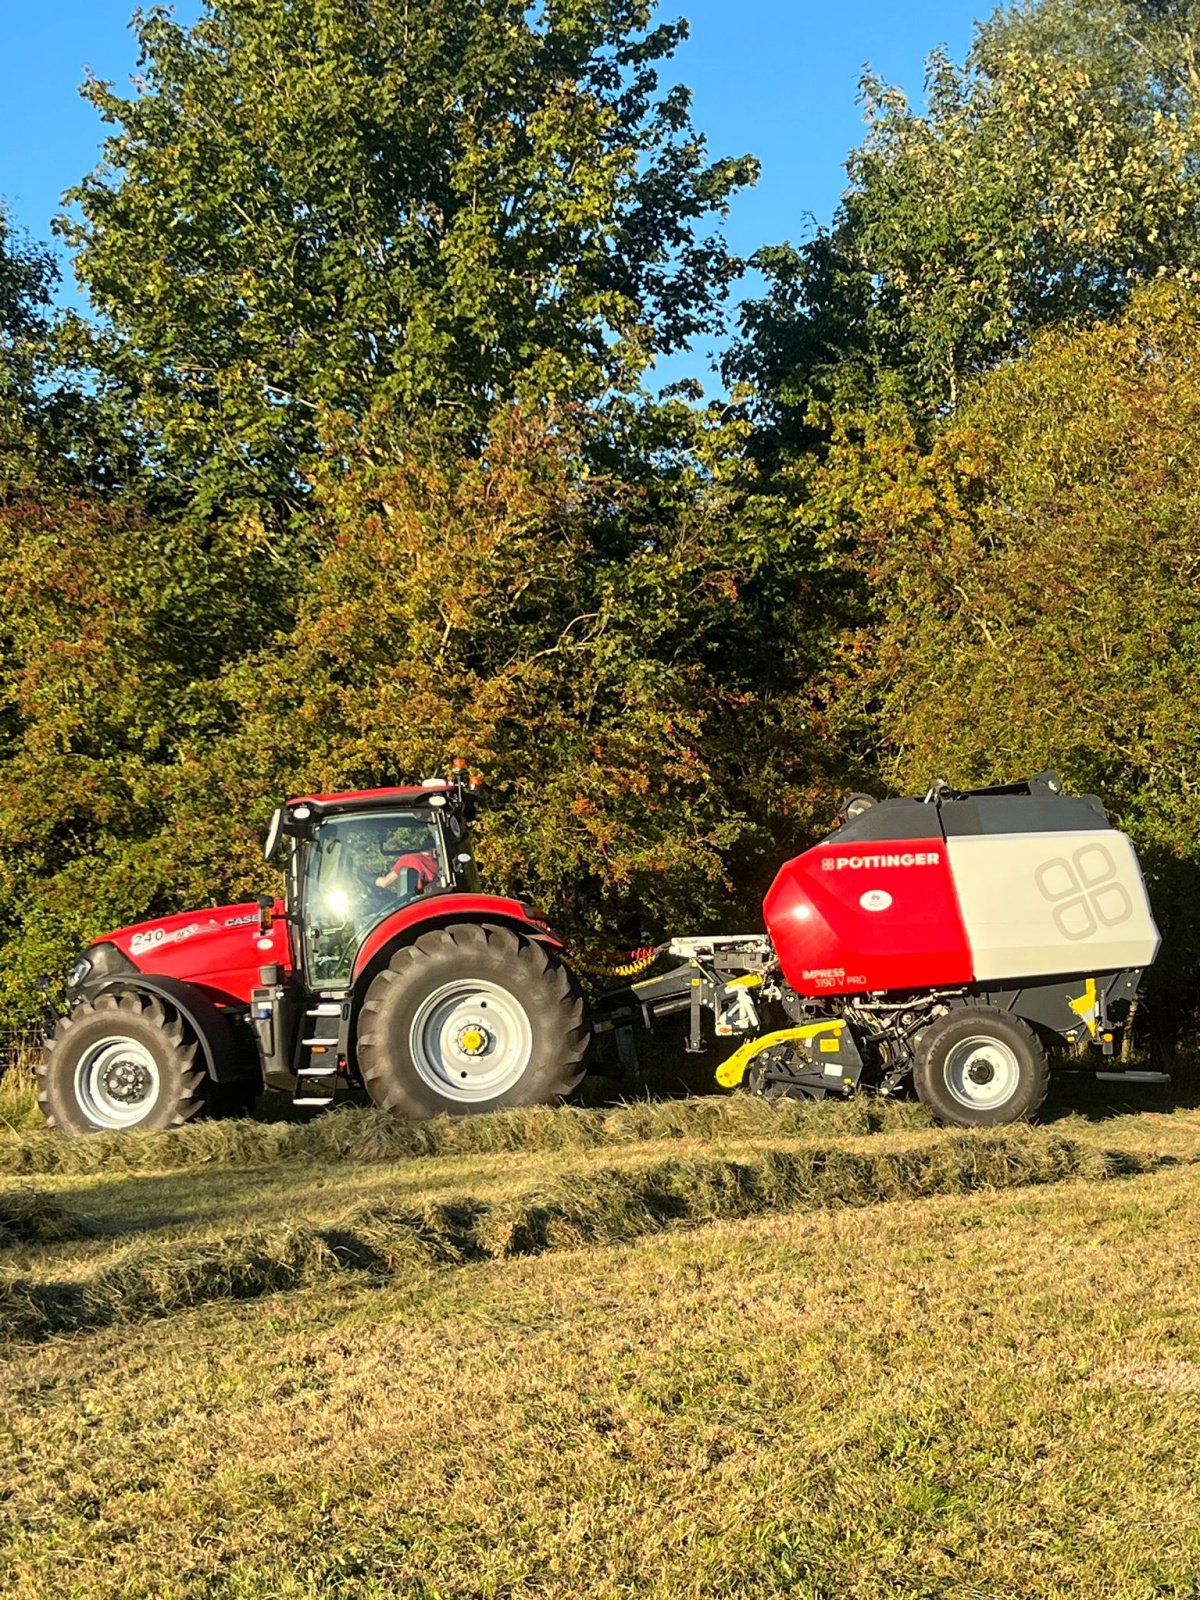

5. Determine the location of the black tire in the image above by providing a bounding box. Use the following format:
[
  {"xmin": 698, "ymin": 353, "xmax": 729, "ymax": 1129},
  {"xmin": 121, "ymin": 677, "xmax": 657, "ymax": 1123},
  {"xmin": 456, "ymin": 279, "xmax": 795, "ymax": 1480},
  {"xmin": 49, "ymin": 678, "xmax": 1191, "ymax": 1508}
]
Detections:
[
  {"xmin": 356, "ymin": 924, "xmax": 589, "ymax": 1120},
  {"xmin": 912, "ymin": 1005, "xmax": 1049, "ymax": 1128},
  {"xmin": 39, "ymin": 991, "xmax": 210, "ymax": 1137}
]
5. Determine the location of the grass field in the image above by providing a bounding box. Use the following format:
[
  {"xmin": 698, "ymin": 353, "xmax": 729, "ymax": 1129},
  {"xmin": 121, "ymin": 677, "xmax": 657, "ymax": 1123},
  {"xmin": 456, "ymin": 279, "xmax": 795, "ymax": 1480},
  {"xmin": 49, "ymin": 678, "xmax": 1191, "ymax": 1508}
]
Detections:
[{"xmin": 2, "ymin": 1068, "xmax": 1200, "ymax": 1598}]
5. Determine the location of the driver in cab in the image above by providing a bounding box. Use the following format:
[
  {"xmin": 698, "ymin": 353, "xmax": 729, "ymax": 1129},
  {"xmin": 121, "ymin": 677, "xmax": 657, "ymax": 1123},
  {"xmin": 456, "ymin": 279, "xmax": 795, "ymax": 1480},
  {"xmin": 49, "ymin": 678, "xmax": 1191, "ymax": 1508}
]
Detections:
[{"xmin": 376, "ymin": 848, "xmax": 440, "ymax": 895}]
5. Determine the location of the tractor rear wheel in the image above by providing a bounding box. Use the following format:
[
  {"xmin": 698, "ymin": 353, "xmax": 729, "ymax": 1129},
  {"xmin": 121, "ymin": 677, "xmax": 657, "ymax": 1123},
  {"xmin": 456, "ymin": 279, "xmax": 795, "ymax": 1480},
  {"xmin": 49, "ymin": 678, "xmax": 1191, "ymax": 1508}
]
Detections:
[
  {"xmin": 39, "ymin": 991, "xmax": 211, "ymax": 1136},
  {"xmin": 912, "ymin": 1005, "xmax": 1049, "ymax": 1127},
  {"xmin": 356, "ymin": 924, "xmax": 588, "ymax": 1120}
]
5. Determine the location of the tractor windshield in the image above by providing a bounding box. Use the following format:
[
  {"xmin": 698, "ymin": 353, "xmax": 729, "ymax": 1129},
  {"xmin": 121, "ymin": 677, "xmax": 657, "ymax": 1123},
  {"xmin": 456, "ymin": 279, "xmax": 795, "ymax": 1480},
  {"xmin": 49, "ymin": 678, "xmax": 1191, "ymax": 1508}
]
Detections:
[{"xmin": 301, "ymin": 809, "xmax": 448, "ymax": 987}]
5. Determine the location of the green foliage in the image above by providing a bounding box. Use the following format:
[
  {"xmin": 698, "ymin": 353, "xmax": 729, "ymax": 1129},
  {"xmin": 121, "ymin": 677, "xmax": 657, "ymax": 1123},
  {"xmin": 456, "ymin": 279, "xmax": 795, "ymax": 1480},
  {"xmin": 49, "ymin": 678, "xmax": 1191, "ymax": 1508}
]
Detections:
[
  {"xmin": 823, "ymin": 283, "xmax": 1200, "ymax": 1032},
  {"xmin": 66, "ymin": 0, "xmax": 756, "ymax": 521},
  {"xmin": 0, "ymin": 495, "xmax": 293, "ymax": 1021},
  {"xmin": 730, "ymin": 0, "xmax": 1200, "ymax": 445},
  {"xmin": 197, "ymin": 401, "xmax": 843, "ymax": 943},
  {"xmin": 0, "ymin": 395, "xmax": 852, "ymax": 1024},
  {"xmin": 0, "ymin": 208, "xmax": 64, "ymax": 499}
]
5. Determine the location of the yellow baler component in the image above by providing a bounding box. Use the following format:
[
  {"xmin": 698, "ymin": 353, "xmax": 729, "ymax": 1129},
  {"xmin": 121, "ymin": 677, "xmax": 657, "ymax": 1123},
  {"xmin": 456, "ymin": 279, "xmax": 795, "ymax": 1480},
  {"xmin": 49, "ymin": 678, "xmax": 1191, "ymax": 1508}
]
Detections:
[
  {"xmin": 715, "ymin": 1020, "xmax": 846, "ymax": 1089},
  {"xmin": 1069, "ymin": 978, "xmax": 1099, "ymax": 1039}
]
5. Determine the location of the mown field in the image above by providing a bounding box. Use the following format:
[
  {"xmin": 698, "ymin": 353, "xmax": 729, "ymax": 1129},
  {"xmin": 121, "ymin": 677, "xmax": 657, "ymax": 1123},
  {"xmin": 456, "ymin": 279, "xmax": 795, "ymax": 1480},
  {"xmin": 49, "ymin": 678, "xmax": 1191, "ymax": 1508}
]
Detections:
[{"xmin": 2, "ymin": 1072, "xmax": 1200, "ymax": 1599}]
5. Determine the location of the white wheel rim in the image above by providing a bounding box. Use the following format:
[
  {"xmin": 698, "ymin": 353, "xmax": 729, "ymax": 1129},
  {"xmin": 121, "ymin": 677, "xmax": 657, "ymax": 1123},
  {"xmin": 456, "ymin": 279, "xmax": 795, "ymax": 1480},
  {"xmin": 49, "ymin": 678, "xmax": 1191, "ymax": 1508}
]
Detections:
[
  {"xmin": 75, "ymin": 1036, "xmax": 161, "ymax": 1129},
  {"xmin": 408, "ymin": 979, "xmax": 534, "ymax": 1104},
  {"xmin": 943, "ymin": 1034, "xmax": 1021, "ymax": 1111}
]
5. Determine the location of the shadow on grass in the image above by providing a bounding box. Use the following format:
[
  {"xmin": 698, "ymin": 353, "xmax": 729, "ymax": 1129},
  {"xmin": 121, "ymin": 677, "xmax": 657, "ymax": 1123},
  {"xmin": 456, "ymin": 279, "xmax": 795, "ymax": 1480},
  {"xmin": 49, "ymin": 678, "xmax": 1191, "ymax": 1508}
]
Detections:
[{"xmin": 1040, "ymin": 1063, "xmax": 1200, "ymax": 1125}]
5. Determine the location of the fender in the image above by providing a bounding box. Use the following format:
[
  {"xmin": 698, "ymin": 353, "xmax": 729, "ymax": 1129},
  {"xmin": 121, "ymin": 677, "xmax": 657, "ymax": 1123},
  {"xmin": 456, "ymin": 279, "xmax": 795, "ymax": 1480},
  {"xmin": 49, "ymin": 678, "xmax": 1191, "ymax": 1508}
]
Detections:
[
  {"xmin": 351, "ymin": 892, "xmax": 562, "ymax": 987},
  {"xmin": 86, "ymin": 973, "xmax": 251, "ymax": 1084}
]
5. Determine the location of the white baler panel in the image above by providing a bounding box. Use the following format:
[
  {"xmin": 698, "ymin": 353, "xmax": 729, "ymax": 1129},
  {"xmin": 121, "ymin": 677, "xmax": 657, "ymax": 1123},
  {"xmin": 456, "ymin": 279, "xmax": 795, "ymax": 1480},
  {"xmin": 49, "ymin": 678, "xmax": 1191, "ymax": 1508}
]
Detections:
[{"xmin": 945, "ymin": 830, "xmax": 1160, "ymax": 983}]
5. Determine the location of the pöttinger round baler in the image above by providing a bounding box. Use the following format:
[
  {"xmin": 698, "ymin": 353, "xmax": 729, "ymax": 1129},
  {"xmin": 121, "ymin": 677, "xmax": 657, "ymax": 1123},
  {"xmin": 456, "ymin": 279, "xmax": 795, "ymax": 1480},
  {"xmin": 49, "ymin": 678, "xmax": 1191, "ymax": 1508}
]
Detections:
[{"xmin": 599, "ymin": 772, "xmax": 1161, "ymax": 1125}]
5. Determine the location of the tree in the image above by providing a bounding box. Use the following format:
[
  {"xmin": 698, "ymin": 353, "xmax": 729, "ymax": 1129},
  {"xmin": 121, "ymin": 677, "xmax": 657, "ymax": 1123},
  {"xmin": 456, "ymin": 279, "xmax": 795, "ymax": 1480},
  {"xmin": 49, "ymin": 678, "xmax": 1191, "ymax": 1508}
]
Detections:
[
  {"xmin": 0, "ymin": 202, "xmax": 143, "ymax": 499},
  {"xmin": 0, "ymin": 396, "xmax": 856, "ymax": 1030},
  {"xmin": 191, "ymin": 400, "xmax": 849, "ymax": 940},
  {"xmin": 66, "ymin": 0, "xmax": 757, "ymax": 523},
  {"xmin": 0, "ymin": 3, "xmax": 789, "ymax": 1035},
  {"xmin": 729, "ymin": 0, "xmax": 1200, "ymax": 451},
  {"xmin": 0, "ymin": 205, "xmax": 62, "ymax": 498},
  {"xmin": 821, "ymin": 283, "xmax": 1200, "ymax": 1038},
  {"xmin": 0, "ymin": 490, "xmax": 294, "ymax": 1027}
]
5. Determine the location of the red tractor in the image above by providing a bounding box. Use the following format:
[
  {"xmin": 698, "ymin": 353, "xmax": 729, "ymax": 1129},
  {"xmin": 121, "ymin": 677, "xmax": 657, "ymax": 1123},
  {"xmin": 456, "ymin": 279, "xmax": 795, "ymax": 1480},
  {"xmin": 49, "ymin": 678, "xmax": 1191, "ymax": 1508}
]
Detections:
[
  {"xmin": 40, "ymin": 765, "xmax": 588, "ymax": 1135},
  {"xmin": 39, "ymin": 767, "xmax": 1161, "ymax": 1135}
]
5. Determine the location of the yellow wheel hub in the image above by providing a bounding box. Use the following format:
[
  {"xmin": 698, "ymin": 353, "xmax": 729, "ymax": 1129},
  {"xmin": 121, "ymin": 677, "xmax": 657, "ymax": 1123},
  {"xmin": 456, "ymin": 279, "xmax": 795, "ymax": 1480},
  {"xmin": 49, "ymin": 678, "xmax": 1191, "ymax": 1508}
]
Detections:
[{"xmin": 459, "ymin": 1028, "xmax": 486, "ymax": 1054}]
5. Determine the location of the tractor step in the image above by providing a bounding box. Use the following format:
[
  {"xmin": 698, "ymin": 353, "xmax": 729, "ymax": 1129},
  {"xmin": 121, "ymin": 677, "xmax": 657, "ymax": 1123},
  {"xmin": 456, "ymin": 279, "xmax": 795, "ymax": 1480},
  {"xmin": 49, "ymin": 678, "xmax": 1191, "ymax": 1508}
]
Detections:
[
  {"xmin": 293, "ymin": 996, "xmax": 347, "ymax": 1102},
  {"xmin": 293, "ymin": 1064, "xmax": 339, "ymax": 1106},
  {"xmin": 1096, "ymin": 1070, "xmax": 1170, "ymax": 1083}
]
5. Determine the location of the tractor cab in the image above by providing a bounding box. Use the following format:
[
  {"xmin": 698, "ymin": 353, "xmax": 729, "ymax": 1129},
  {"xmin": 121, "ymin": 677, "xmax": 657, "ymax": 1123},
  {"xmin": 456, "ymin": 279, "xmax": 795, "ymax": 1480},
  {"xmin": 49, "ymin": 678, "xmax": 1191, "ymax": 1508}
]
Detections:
[
  {"xmin": 264, "ymin": 771, "xmax": 481, "ymax": 989},
  {"xmin": 235, "ymin": 764, "xmax": 586, "ymax": 1114}
]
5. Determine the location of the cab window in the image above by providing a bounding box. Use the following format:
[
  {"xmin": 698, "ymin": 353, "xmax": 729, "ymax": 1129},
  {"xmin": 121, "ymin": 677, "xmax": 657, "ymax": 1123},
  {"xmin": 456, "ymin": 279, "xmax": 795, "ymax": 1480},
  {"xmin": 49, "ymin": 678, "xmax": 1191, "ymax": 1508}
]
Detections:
[{"xmin": 301, "ymin": 810, "xmax": 447, "ymax": 986}]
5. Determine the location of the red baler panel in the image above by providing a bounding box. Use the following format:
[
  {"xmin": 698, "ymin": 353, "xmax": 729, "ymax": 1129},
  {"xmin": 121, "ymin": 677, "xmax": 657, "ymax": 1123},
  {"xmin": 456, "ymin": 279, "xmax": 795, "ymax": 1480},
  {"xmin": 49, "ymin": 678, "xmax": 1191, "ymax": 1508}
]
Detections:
[{"xmin": 764, "ymin": 838, "xmax": 973, "ymax": 997}]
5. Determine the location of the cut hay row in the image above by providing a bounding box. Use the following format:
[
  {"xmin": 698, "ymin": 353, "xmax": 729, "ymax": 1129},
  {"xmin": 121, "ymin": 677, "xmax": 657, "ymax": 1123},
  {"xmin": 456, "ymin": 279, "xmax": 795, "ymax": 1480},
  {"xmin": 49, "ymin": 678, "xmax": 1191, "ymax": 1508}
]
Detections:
[
  {"xmin": 0, "ymin": 1091, "xmax": 934, "ymax": 1176},
  {"xmin": 0, "ymin": 1129, "xmax": 1165, "ymax": 1343},
  {"xmin": 0, "ymin": 1191, "xmax": 94, "ymax": 1246}
]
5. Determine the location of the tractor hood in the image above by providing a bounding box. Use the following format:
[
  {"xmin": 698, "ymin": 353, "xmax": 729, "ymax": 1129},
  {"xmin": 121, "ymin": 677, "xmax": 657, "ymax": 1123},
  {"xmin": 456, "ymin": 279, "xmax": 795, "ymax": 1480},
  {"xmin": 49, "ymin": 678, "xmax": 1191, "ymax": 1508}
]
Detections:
[{"xmin": 94, "ymin": 900, "xmax": 291, "ymax": 1007}]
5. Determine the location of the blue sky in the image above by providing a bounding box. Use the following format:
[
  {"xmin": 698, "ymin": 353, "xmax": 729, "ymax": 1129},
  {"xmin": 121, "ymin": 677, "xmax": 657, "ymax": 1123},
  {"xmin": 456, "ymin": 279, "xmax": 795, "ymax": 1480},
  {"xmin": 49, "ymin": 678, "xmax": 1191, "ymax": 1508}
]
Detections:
[{"xmin": 0, "ymin": 0, "xmax": 982, "ymax": 385}]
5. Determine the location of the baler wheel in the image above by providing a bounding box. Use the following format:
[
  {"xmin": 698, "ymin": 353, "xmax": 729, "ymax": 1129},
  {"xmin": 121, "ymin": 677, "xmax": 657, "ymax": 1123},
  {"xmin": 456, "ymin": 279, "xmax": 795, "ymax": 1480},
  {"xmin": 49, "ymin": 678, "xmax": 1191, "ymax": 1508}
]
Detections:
[
  {"xmin": 38, "ymin": 991, "xmax": 211, "ymax": 1136},
  {"xmin": 356, "ymin": 924, "xmax": 588, "ymax": 1120},
  {"xmin": 912, "ymin": 1005, "xmax": 1048, "ymax": 1127}
]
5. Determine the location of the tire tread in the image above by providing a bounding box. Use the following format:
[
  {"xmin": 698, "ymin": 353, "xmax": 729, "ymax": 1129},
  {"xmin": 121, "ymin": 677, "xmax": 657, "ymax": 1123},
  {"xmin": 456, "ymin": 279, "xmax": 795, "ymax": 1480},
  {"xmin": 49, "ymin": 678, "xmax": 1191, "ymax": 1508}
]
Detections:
[
  {"xmin": 357, "ymin": 924, "xmax": 588, "ymax": 1121},
  {"xmin": 40, "ymin": 990, "xmax": 214, "ymax": 1137}
]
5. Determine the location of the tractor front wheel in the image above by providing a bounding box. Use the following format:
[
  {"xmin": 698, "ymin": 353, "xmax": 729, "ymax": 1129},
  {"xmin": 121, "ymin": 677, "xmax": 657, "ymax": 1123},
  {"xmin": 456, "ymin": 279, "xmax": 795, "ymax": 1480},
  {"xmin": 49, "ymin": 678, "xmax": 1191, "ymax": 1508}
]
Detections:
[
  {"xmin": 356, "ymin": 924, "xmax": 588, "ymax": 1120},
  {"xmin": 39, "ymin": 991, "xmax": 211, "ymax": 1136},
  {"xmin": 912, "ymin": 1005, "xmax": 1049, "ymax": 1127}
]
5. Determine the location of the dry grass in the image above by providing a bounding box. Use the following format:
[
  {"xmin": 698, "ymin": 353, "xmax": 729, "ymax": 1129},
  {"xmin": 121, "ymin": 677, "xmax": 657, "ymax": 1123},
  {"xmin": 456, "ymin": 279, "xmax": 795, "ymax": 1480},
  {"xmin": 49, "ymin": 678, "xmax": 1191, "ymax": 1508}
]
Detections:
[
  {"xmin": 0, "ymin": 1048, "xmax": 1188, "ymax": 1175},
  {"xmin": 0, "ymin": 1039, "xmax": 41, "ymax": 1134},
  {"xmin": 0, "ymin": 1127, "xmax": 1174, "ymax": 1343},
  {"xmin": 4, "ymin": 1153, "xmax": 1200, "ymax": 1597},
  {"xmin": 1, "ymin": 1065, "xmax": 1199, "ymax": 1594},
  {"xmin": 0, "ymin": 1190, "xmax": 93, "ymax": 1246},
  {"xmin": 0, "ymin": 1088, "xmax": 938, "ymax": 1175}
]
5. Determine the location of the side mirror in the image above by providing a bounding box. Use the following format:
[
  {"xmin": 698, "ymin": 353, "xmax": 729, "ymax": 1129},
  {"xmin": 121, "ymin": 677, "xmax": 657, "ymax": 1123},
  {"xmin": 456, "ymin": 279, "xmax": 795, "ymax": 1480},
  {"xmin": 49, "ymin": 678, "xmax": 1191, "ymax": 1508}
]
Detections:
[
  {"xmin": 257, "ymin": 894, "xmax": 275, "ymax": 937},
  {"xmin": 263, "ymin": 807, "xmax": 284, "ymax": 863},
  {"xmin": 455, "ymin": 853, "xmax": 472, "ymax": 866}
]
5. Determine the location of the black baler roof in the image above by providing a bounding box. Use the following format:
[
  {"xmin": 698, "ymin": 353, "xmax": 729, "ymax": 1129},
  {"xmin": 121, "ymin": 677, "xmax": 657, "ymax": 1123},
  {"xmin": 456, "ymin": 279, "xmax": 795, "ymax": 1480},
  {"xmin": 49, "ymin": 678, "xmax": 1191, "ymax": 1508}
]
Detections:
[{"xmin": 829, "ymin": 774, "xmax": 1110, "ymax": 846}]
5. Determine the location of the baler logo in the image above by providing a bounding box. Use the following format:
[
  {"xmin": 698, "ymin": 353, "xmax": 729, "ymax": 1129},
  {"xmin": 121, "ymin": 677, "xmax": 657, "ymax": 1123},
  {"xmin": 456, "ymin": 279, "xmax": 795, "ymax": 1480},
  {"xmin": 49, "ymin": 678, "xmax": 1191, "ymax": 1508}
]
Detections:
[
  {"xmin": 1035, "ymin": 845, "xmax": 1133, "ymax": 941},
  {"xmin": 821, "ymin": 851, "xmax": 940, "ymax": 871},
  {"xmin": 859, "ymin": 889, "xmax": 893, "ymax": 912}
]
